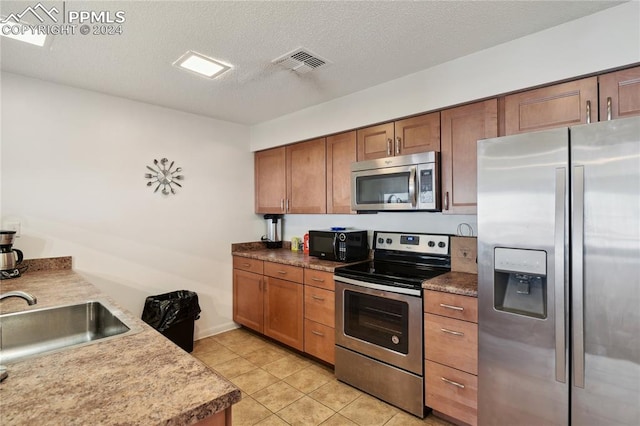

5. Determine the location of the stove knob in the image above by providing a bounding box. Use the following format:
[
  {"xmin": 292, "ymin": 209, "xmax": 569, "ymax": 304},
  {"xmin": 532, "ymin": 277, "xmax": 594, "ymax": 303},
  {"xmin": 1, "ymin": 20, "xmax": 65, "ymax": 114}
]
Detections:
[
  {"xmin": 428, "ymin": 241, "xmax": 435, "ymax": 247},
  {"xmin": 438, "ymin": 241, "xmax": 446, "ymax": 248},
  {"xmin": 378, "ymin": 238, "xmax": 384, "ymax": 244},
  {"xmin": 386, "ymin": 238, "xmax": 393, "ymax": 244}
]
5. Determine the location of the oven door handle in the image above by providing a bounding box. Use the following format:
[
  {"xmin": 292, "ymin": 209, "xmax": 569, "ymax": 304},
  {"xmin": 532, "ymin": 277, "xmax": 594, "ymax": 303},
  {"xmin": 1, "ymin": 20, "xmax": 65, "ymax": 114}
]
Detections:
[{"xmin": 334, "ymin": 276, "xmax": 421, "ymax": 297}]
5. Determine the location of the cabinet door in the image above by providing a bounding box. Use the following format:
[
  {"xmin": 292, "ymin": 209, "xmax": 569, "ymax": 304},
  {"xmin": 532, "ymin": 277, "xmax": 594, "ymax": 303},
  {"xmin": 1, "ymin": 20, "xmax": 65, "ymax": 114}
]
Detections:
[
  {"xmin": 233, "ymin": 269, "xmax": 264, "ymax": 333},
  {"xmin": 504, "ymin": 77, "xmax": 598, "ymax": 135},
  {"xmin": 357, "ymin": 122, "xmax": 395, "ymax": 160},
  {"xmin": 441, "ymin": 99, "xmax": 497, "ymax": 215},
  {"xmin": 255, "ymin": 147, "xmax": 286, "ymax": 214},
  {"xmin": 599, "ymin": 66, "xmax": 640, "ymax": 120},
  {"xmin": 394, "ymin": 112, "xmax": 441, "ymax": 155},
  {"xmin": 286, "ymin": 138, "xmax": 327, "ymax": 214},
  {"xmin": 326, "ymin": 131, "xmax": 357, "ymax": 214},
  {"xmin": 264, "ymin": 277, "xmax": 304, "ymax": 351}
]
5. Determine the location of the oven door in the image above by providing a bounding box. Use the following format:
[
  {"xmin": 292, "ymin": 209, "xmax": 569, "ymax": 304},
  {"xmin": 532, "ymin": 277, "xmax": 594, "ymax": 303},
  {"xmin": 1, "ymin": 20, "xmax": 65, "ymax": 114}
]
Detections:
[{"xmin": 335, "ymin": 279, "xmax": 423, "ymax": 375}]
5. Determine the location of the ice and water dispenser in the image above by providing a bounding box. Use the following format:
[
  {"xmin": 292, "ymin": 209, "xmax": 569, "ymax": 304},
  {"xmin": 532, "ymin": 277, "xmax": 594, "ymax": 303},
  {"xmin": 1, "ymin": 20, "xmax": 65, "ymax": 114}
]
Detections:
[{"xmin": 493, "ymin": 248, "xmax": 547, "ymax": 319}]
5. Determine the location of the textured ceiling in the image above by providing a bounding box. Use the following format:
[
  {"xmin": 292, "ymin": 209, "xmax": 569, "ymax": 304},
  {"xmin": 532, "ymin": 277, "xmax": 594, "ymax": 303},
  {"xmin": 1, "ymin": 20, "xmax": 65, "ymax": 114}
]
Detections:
[{"xmin": 0, "ymin": 1, "xmax": 625, "ymax": 125}]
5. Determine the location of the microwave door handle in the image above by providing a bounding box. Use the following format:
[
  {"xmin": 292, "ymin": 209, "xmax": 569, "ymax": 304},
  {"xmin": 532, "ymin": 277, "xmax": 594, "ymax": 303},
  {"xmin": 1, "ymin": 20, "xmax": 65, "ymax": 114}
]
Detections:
[
  {"xmin": 409, "ymin": 166, "xmax": 417, "ymax": 207},
  {"xmin": 333, "ymin": 234, "xmax": 338, "ymax": 260}
]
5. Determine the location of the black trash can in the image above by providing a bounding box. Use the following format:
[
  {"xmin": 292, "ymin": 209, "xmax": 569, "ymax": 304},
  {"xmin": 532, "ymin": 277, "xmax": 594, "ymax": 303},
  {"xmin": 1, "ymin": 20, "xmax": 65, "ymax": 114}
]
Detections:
[{"xmin": 141, "ymin": 290, "xmax": 201, "ymax": 353}]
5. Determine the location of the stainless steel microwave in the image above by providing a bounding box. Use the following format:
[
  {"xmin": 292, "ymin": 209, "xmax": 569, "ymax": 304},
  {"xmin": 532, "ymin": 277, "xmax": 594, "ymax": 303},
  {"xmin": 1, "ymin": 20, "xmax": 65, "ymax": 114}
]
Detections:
[
  {"xmin": 308, "ymin": 229, "xmax": 369, "ymax": 262},
  {"xmin": 351, "ymin": 152, "xmax": 440, "ymax": 211}
]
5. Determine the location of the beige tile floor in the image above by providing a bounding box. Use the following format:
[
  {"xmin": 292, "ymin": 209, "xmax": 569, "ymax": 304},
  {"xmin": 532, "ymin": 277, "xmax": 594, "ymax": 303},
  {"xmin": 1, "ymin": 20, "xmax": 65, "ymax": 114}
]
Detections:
[{"xmin": 192, "ymin": 328, "xmax": 454, "ymax": 426}]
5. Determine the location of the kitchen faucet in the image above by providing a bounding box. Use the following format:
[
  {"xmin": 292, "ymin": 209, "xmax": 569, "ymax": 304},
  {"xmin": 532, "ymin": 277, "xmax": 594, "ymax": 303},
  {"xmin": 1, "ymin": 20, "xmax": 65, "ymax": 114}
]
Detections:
[{"xmin": 0, "ymin": 291, "xmax": 37, "ymax": 305}]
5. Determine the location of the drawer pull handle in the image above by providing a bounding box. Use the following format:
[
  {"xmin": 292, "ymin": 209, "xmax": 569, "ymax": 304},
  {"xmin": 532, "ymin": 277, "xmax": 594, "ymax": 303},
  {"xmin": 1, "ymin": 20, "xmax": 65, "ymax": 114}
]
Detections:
[
  {"xmin": 277, "ymin": 270, "xmax": 287, "ymax": 275},
  {"xmin": 440, "ymin": 328, "xmax": 464, "ymax": 337},
  {"xmin": 311, "ymin": 277, "xmax": 325, "ymax": 282},
  {"xmin": 441, "ymin": 377, "xmax": 465, "ymax": 389},
  {"xmin": 439, "ymin": 303, "xmax": 464, "ymax": 311},
  {"xmin": 311, "ymin": 330, "xmax": 324, "ymax": 337},
  {"xmin": 311, "ymin": 295, "xmax": 325, "ymax": 301},
  {"xmin": 241, "ymin": 263, "xmax": 251, "ymax": 267}
]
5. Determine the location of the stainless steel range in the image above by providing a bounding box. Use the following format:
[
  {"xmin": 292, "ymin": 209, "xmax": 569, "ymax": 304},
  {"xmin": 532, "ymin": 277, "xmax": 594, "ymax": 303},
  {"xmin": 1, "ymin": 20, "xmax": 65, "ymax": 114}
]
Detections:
[{"xmin": 334, "ymin": 231, "xmax": 451, "ymax": 417}]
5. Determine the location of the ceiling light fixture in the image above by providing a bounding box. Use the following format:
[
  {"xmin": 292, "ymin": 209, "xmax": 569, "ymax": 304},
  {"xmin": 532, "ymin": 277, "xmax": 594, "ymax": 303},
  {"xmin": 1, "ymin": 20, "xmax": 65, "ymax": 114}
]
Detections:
[
  {"xmin": 0, "ymin": 21, "xmax": 47, "ymax": 47},
  {"xmin": 173, "ymin": 51, "xmax": 231, "ymax": 79}
]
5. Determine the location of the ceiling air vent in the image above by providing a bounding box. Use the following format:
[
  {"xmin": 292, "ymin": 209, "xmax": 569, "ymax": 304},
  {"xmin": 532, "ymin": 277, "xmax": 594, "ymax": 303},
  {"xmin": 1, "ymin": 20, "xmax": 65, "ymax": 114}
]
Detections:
[{"xmin": 272, "ymin": 48, "xmax": 331, "ymax": 74}]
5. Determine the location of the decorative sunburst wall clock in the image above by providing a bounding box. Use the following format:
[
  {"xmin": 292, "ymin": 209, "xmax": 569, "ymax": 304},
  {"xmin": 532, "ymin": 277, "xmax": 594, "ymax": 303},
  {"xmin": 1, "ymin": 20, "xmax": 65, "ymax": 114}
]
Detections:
[{"xmin": 145, "ymin": 158, "xmax": 184, "ymax": 195}]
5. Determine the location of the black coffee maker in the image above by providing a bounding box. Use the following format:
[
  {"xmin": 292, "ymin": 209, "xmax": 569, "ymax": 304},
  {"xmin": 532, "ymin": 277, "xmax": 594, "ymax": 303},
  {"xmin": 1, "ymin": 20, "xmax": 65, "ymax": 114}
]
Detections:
[
  {"xmin": 261, "ymin": 214, "xmax": 283, "ymax": 249},
  {"xmin": 1, "ymin": 230, "xmax": 24, "ymax": 279}
]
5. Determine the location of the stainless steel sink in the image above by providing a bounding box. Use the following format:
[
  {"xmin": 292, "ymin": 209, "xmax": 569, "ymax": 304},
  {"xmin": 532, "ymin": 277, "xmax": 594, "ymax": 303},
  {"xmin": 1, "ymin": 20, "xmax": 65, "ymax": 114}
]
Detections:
[{"xmin": 0, "ymin": 300, "xmax": 142, "ymax": 364}]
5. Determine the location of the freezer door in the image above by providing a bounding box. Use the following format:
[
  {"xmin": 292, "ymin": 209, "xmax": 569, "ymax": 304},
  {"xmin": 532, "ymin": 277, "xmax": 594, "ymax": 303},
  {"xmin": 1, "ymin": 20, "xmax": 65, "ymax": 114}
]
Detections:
[
  {"xmin": 477, "ymin": 128, "xmax": 569, "ymax": 425},
  {"xmin": 570, "ymin": 117, "xmax": 640, "ymax": 425}
]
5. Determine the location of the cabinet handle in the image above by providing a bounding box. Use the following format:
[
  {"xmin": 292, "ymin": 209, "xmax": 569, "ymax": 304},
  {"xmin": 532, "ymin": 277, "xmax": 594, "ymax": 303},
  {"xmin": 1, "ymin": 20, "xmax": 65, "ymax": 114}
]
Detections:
[
  {"xmin": 439, "ymin": 303, "xmax": 464, "ymax": 311},
  {"xmin": 277, "ymin": 270, "xmax": 287, "ymax": 275},
  {"xmin": 281, "ymin": 199, "xmax": 285, "ymax": 211},
  {"xmin": 607, "ymin": 97, "xmax": 612, "ymax": 121},
  {"xmin": 444, "ymin": 192, "xmax": 449, "ymax": 211},
  {"xmin": 395, "ymin": 137, "xmax": 401, "ymax": 155},
  {"xmin": 440, "ymin": 328, "xmax": 464, "ymax": 336},
  {"xmin": 242, "ymin": 263, "xmax": 251, "ymax": 267},
  {"xmin": 311, "ymin": 330, "xmax": 325, "ymax": 337},
  {"xmin": 441, "ymin": 377, "xmax": 465, "ymax": 389},
  {"xmin": 259, "ymin": 280, "xmax": 263, "ymax": 292},
  {"xmin": 311, "ymin": 277, "xmax": 325, "ymax": 282},
  {"xmin": 586, "ymin": 100, "xmax": 591, "ymax": 124},
  {"xmin": 387, "ymin": 138, "xmax": 392, "ymax": 156},
  {"xmin": 286, "ymin": 199, "xmax": 289, "ymax": 212},
  {"xmin": 311, "ymin": 295, "xmax": 325, "ymax": 301}
]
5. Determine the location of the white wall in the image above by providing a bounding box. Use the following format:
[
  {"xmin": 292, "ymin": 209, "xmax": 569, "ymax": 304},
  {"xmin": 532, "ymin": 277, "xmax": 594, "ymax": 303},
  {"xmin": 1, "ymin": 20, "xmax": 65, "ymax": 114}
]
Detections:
[
  {"xmin": 250, "ymin": 1, "xmax": 640, "ymax": 150},
  {"xmin": 1, "ymin": 72, "xmax": 263, "ymax": 339}
]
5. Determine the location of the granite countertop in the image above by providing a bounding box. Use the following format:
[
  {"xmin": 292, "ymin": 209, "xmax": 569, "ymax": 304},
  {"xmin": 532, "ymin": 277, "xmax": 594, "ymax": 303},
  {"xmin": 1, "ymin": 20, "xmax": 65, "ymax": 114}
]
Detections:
[
  {"xmin": 232, "ymin": 243, "xmax": 367, "ymax": 272},
  {"xmin": 0, "ymin": 263, "xmax": 240, "ymax": 425},
  {"xmin": 422, "ymin": 271, "xmax": 478, "ymax": 297}
]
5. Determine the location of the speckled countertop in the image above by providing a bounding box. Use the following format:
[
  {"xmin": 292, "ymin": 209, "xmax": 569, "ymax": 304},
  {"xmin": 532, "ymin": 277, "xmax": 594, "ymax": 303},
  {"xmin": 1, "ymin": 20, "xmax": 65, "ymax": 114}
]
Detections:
[
  {"xmin": 232, "ymin": 243, "xmax": 367, "ymax": 272},
  {"xmin": 0, "ymin": 260, "xmax": 240, "ymax": 425},
  {"xmin": 423, "ymin": 271, "xmax": 478, "ymax": 297}
]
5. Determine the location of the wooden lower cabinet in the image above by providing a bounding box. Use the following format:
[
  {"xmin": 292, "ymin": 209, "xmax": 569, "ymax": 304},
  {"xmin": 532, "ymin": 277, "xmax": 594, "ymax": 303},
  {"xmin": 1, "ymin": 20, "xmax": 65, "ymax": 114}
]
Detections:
[
  {"xmin": 264, "ymin": 276, "xmax": 304, "ymax": 351},
  {"xmin": 304, "ymin": 319, "xmax": 335, "ymax": 364},
  {"xmin": 303, "ymin": 269, "xmax": 336, "ymax": 364},
  {"xmin": 232, "ymin": 269, "xmax": 264, "ymax": 333},
  {"xmin": 425, "ymin": 360, "xmax": 478, "ymax": 426},
  {"xmin": 424, "ymin": 290, "xmax": 478, "ymax": 426},
  {"xmin": 233, "ymin": 258, "xmax": 336, "ymax": 362}
]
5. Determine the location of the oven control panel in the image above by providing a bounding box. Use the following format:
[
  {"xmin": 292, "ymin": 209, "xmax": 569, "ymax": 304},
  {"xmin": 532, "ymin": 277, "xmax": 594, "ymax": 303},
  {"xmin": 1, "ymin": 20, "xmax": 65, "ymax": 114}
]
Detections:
[{"xmin": 374, "ymin": 231, "xmax": 449, "ymax": 255}]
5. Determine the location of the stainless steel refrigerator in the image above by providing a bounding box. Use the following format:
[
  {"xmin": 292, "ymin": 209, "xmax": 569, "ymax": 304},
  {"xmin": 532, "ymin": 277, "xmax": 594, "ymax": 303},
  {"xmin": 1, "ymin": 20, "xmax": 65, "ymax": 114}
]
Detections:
[{"xmin": 477, "ymin": 116, "xmax": 640, "ymax": 425}]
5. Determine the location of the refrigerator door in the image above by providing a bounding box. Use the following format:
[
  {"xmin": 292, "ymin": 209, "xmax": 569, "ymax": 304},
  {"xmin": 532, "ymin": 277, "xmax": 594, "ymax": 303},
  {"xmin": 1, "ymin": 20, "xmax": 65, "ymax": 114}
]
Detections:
[
  {"xmin": 477, "ymin": 128, "xmax": 569, "ymax": 425},
  {"xmin": 570, "ymin": 117, "xmax": 640, "ymax": 425}
]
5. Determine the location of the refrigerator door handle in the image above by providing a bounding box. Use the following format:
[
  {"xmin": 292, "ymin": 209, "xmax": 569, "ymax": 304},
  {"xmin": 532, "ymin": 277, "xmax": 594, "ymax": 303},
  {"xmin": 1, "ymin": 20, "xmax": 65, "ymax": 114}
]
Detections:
[
  {"xmin": 572, "ymin": 165, "xmax": 586, "ymax": 388},
  {"xmin": 555, "ymin": 167, "xmax": 567, "ymax": 383}
]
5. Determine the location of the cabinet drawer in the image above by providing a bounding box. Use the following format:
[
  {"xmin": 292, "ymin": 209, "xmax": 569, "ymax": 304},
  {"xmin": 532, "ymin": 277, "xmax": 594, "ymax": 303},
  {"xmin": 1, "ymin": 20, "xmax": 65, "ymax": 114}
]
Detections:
[
  {"xmin": 304, "ymin": 319, "xmax": 335, "ymax": 364},
  {"xmin": 304, "ymin": 269, "xmax": 335, "ymax": 291},
  {"xmin": 264, "ymin": 262, "xmax": 304, "ymax": 282},
  {"xmin": 425, "ymin": 359, "xmax": 477, "ymax": 426},
  {"xmin": 304, "ymin": 286, "xmax": 335, "ymax": 327},
  {"xmin": 424, "ymin": 290, "xmax": 478, "ymax": 323},
  {"xmin": 425, "ymin": 313, "xmax": 478, "ymax": 375},
  {"xmin": 233, "ymin": 257, "xmax": 264, "ymax": 274}
]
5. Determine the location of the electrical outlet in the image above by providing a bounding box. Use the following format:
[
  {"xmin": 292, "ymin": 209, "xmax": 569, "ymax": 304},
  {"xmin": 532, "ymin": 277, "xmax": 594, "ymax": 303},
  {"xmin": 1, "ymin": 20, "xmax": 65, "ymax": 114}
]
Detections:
[{"xmin": 5, "ymin": 221, "xmax": 21, "ymax": 237}]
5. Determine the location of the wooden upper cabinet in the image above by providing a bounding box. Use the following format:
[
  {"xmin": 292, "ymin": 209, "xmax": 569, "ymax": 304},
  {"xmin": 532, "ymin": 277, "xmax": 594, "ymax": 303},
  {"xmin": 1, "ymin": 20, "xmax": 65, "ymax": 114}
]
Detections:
[
  {"xmin": 441, "ymin": 99, "xmax": 497, "ymax": 215},
  {"xmin": 504, "ymin": 77, "xmax": 598, "ymax": 135},
  {"xmin": 599, "ymin": 66, "xmax": 640, "ymax": 120},
  {"xmin": 394, "ymin": 112, "xmax": 441, "ymax": 155},
  {"xmin": 286, "ymin": 138, "xmax": 327, "ymax": 214},
  {"xmin": 357, "ymin": 113, "xmax": 441, "ymax": 161},
  {"xmin": 357, "ymin": 122, "xmax": 394, "ymax": 160},
  {"xmin": 326, "ymin": 131, "xmax": 357, "ymax": 214},
  {"xmin": 255, "ymin": 147, "xmax": 286, "ymax": 214}
]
